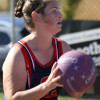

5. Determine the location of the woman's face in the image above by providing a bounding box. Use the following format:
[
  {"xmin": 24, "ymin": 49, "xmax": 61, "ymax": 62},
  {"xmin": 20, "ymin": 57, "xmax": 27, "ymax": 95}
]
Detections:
[{"xmin": 41, "ymin": 0, "xmax": 63, "ymax": 35}]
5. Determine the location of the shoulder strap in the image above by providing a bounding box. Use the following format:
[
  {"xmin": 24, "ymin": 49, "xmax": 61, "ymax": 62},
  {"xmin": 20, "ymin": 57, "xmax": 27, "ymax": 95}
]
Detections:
[
  {"xmin": 55, "ymin": 37, "xmax": 63, "ymax": 58},
  {"xmin": 12, "ymin": 42, "xmax": 30, "ymax": 70},
  {"xmin": 12, "ymin": 41, "xmax": 33, "ymax": 88}
]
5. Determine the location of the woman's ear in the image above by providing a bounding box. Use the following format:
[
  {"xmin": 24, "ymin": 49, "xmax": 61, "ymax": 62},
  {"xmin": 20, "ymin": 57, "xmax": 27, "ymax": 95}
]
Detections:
[{"xmin": 31, "ymin": 11, "xmax": 41, "ymax": 22}]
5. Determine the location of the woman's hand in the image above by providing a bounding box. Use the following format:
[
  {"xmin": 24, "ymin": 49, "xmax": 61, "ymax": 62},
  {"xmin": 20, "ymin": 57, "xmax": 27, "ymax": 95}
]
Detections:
[{"xmin": 45, "ymin": 62, "xmax": 63, "ymax": 91}]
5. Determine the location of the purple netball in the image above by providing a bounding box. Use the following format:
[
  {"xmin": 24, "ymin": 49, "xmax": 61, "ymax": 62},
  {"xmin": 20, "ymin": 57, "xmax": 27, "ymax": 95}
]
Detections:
[{"xmin": 57, "ymin": 50, "xmax": 97, "ymax": 93}]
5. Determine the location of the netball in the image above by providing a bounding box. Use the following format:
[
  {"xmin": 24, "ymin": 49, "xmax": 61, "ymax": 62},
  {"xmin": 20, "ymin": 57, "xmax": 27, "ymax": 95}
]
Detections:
[{"xmin": 57, "ymin": 50, "xmax": 97, "ymax": 93}]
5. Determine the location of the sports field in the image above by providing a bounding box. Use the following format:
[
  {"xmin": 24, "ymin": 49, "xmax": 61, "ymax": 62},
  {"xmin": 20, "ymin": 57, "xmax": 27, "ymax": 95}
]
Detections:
[
  {"xmin": 0, "ymin": 92, "xmax": 3, "ymax": 100},
  {"xmin": 58, "ymin": 96, "xmax": 100, "ymax": 100},
  {"xmin": 0, "ymin": 92, "xmax": 100, "ymax": 100}
]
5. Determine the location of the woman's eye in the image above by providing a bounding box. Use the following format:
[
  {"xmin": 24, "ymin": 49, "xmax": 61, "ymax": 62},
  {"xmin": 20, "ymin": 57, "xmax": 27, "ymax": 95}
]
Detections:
[
  {"xmin": 53, "ymin": 10, "xmax": 57, "ymax": 12},
  {"xmin": 52, "ymin": 9, "xmax": 58, "ymax": 13}
]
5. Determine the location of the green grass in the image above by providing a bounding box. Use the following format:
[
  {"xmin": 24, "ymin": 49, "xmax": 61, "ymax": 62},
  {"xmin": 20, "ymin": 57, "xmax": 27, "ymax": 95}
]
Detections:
[
  {"xmin": 58, "ymin": 96, "xmax": 99, "ymax": 100},
  {"xmin": 0, "ymin": 92, "xmax": 99, "ymax": 100},
  {"xmin": 0, "ymin": 92, "xmax": 3, "ymax": 100}
]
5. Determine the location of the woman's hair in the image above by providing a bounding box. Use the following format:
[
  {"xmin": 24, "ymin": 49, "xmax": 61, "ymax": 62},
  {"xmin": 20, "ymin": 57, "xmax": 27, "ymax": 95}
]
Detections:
[{"xmin": 15, "ymin": 0, "xmax": 50, "ymax": 31}]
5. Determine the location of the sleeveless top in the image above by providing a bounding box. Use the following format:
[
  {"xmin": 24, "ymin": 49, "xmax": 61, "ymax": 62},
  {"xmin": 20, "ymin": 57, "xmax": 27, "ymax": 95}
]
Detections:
[{"xmin": 13, "ymin": 37, "xmax": 63, "ymax": 100}]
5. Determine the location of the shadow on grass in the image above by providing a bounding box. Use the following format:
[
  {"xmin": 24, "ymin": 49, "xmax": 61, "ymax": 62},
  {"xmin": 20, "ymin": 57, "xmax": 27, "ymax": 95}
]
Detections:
[
  {"xmin": 82, "ymin": 94, "xmax": 100, "ymax": 100},
  {"xmin": 59, "ymin": 88, "xmax": 100, "ymax": 100}
]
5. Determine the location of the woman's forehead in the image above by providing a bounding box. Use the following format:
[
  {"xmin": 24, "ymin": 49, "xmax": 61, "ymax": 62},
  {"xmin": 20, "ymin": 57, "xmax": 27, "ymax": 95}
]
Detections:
[{"xmin": 46, "ymin": 0, "xmax": 60, "ymax": 10}]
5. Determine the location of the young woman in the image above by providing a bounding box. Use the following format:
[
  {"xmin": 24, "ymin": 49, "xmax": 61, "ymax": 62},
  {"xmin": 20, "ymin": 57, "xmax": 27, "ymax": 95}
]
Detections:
[{"xmin": 3, "ymin": 0, "xmax": 84, "ymax": 100}]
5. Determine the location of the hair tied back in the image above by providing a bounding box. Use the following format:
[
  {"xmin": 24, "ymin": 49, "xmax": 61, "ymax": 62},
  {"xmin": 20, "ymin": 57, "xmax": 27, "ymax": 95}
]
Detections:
[{"xmin": 15, "ymin": 0, "xmax": 25, "ymax": 17}]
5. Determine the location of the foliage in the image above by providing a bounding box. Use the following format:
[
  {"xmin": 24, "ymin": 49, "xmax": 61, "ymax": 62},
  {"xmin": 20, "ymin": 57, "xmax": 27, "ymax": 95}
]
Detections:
[{"xmin": 58, "ymin": 0, "xmax": 80, "ymax": 19}]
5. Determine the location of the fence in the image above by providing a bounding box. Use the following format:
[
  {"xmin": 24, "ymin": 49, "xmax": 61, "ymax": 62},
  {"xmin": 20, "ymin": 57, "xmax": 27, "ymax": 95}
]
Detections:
[{"xmin": 73, "ymin": 0, "xmax": 100, "ymax": 20}]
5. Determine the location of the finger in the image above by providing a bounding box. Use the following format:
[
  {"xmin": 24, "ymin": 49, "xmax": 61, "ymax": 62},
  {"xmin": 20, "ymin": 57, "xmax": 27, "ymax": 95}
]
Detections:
[
  {"xmin": 52, "ymin": 67, "xmax": 60, "ymax": 78},
  {"xmin": 56, "ymin": 83, "xmax": 64, "ymax": 88},
  {"xmin": 53, "ymin": 75, "xmax": 61, "ymax": 83},
  {"xmin": 53, "ymin": 76, "xmax": 63, "ymax": 87},
  {"xmin": 51, "ymin": 62, "xmax": 58, "ymax": 73}
]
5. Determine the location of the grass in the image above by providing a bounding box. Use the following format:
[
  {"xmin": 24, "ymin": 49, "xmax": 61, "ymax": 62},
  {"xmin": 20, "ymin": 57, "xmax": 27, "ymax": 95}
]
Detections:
[
  {"xmin": 0, "ymin": 92, "xmax": 100, "ymax": 100},
  {"xmin": 58, "ymin": 96, "xmax": 99, "ymax": 100},
  {"xmin": 58, "ymin": 86, "xmax": 100, "ymax": 100},
  {"xmin": 0, "ymin": 92, "xmax": 3, "ymax": 100}
]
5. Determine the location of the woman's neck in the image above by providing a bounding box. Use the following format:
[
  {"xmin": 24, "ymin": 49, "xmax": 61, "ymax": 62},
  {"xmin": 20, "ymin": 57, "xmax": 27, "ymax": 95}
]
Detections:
[{"xmin": 26, "ymin": 31, "xmax": 53, "ymax": 51}]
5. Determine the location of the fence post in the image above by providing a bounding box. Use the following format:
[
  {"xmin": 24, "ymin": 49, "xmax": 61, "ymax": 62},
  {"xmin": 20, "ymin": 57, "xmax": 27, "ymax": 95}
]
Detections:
[{"xmin": 10, "ymin": 0, "xmax": 15, "ymax": 44}]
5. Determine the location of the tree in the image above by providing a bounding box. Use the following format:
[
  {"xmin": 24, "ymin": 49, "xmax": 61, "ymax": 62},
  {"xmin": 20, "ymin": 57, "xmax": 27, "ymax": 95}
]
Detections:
[{"xmin": 58, "ymin": 0, "xmax": 80, "ymax": 19}]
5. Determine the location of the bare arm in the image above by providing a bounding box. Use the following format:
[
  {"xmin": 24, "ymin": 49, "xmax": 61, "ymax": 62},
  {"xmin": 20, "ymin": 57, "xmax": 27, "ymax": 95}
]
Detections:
[
  {"xmin": 61, "ymin": 40, "xmax": 72, "ymax": 53},
  {"xmin": 3, "ymin": 46, "xmax": 63, "ymax": 100}
]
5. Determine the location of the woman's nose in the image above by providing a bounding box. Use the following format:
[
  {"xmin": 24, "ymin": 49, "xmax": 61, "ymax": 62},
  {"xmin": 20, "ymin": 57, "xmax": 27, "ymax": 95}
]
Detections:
[{"xmin": 59, "ymin": 12, "xmax": 63, "ymax": 19}]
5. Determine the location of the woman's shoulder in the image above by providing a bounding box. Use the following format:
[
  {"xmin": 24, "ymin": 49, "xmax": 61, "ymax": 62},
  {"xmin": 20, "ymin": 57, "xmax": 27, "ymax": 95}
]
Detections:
[
  {"xmin": 11, "ymin": 43, "xmax": 24, "ymax": 58},
  {"xmin": 57, "ymin": 38, "xmax": 72, "ymax": 53},
  {"xmin": 2, "ymin": 44, "xmax": 25, "ymax": 71}
]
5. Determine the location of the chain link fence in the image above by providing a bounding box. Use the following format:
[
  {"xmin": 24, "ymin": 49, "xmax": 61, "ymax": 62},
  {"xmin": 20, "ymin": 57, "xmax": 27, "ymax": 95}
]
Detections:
[{"xmin": 74, "ymin": 0, "xmax": 100, "ymax": 20}]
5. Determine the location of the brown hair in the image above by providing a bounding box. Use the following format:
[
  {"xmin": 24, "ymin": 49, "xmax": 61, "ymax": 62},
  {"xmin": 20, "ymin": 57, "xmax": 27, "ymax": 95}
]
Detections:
[{"xmin": 15, "ymin": 0, "xmax": 50, "ymax": 32}]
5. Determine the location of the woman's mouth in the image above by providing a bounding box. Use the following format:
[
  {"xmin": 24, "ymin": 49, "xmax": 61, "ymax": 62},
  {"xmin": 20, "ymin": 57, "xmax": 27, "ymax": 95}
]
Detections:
[{"xmin": 57, "ymin": 22, "xmax": 62, "ymax": 25}]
